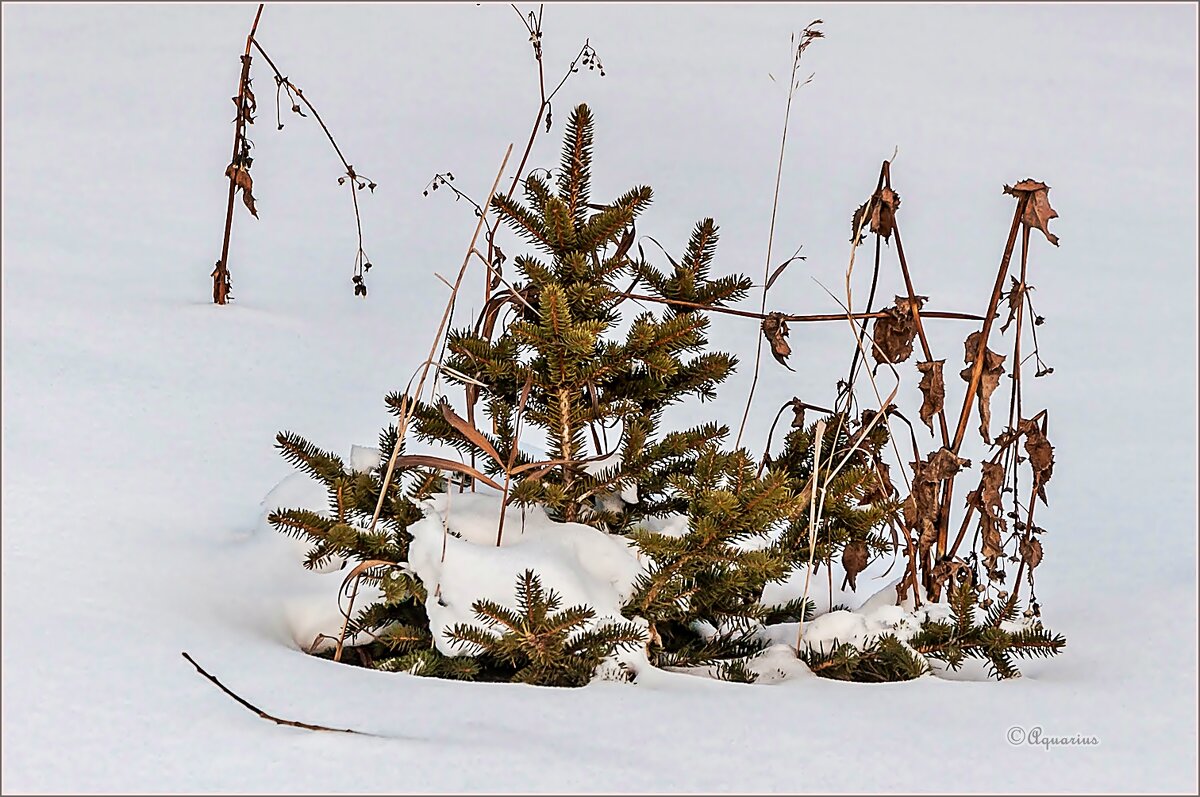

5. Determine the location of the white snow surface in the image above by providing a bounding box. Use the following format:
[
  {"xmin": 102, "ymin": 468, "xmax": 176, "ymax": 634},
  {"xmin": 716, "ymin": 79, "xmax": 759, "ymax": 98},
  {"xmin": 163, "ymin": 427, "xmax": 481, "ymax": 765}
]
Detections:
[
  {"xmin": 405, "ymin": 491, "xmax": 644, "ymax": 659},
  {"xmin": 3, "ymin": 3, "xmax": 1197, "ymax": 794}
]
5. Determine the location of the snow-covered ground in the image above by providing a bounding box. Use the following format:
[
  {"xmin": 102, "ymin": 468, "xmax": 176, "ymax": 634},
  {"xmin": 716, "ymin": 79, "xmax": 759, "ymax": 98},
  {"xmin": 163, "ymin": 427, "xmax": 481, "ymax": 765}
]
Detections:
[{"xmin": 2, "ymin": 4, "xmax": 1196, "ymax": 793}]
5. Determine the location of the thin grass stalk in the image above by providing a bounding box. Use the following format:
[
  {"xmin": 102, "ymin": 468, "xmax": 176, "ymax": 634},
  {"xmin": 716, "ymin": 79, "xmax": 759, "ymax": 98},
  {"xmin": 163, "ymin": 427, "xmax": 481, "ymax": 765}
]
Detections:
[{"xmin": 367, "ymin": 144, "xmax": 514, "ymax": 533}]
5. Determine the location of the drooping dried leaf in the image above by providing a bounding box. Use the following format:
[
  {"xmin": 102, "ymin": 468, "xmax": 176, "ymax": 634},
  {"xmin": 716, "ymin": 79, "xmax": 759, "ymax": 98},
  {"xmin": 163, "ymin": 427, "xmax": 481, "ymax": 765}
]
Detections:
[
  {"xmin": 872, "ymin": 295, "xmax": 927, "ymax": 366},
  {"xmin": 789, "ymin": 398, "xmax": 806, "ymax": 429},
  {"xmin": 979, "ymin": 511, "xmax": 1007, "ymax": 579},
  {"xmin": 927, "ymin": 447, "xmax": 971, "ymax": 481},
  {"xmin": 1000, "ymin": 276, "xmax": 1028, "ymax": 333},
  {"xmin": 1020, "ymin": 536, "xmax": 1044, "ymax": 569},
  {"xmin": 977, "ymin": 461, "xmax": 1005, "ymax": 516},
  {"xmin": 850, "ymin": 198, "xmax": 871, "ymax": 243},
  {"xmin": 930, "ymin": 558, "xmax": 970, "ymax": 595},
  {"xmin": 761, "ymin": 312, "xmax": 793, "ymax": 370},
  {"xmin": 959, "ymin": 331, "xmax": 1006, "ymax": 444},
  {"xmin": 841, "ymin": 539, "xmax": 869, "ymax": 591},
  {"xmin": 243, "ymin": 81, "xmax": 257, "ymax": 116},
  {"xmin": 393, "ymin": 454, "xmax": 504, "ymax": 492},
  {"xmin": 915, "ymin": 359, "xmax": 946, "ymax": 433},
  {"xmin": 1019, "ymin": 417, "xmax": 1055, "ymax": 504},
  {"xmin": 869, "ymin": 187, "xmax": 901, "ymax": 242},
  {"xmin": 859, "ymin": 459, "xmax": 896, "ymax": 505},
  {"xmin": 1004, "ymin": 179, "xmax": 1060, "ymax": 247},
  {"xmin": 440, "ymin": 401, "xmax": 504, "ymax": 469},
  {"xmin": 903, "ymin": 458, "xmax": 942, "ymax": 552},
  {"xmin": 225, "ymin": 163, "xmax": 258, "ymax": 218}
]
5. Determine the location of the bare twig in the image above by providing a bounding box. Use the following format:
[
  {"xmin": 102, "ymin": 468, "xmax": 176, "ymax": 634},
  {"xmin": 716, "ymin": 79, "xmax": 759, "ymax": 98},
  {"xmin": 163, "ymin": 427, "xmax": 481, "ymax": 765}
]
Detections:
[
  {"xmin": 250, "ymin": 39, "xmax": 377, "ymax": 295},
  {"xmin": 617, "ymin": 291, "xmax": 982, "ymax": 324},
  {"xmin": 181, "ymin": 652, "xmax": 368, "ymax": 735}
]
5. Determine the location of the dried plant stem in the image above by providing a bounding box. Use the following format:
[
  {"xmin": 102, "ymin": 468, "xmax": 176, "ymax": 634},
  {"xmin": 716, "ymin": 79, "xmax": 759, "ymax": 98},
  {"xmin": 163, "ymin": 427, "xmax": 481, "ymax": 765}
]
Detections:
[
  {"xmin": 950, "ymin": 194, "xmax": 1030, "ymax": 453},
  {"xmin": 249, "ymin": 39, "xmax": 375, "ymax": 290},
  {"xmin": 332, "ymin": 575, "xmax": 361, "ymax": 663},
  {"xmin": 796, "ymin": 418, "xmax": 827, "ymax": 649},
  {"xmin": 367, "ymin": 144, "xmax": 514, "ymax": 533},
  {"xmin": 620, "ymin": 291, "xmax": 982, "ymax": 324},
  {"xmin": 213, "ymin": 3, "xmax": 264, "ymax": 305},
  {"xmin": 929, "ymin": 193, "xmax": 1030, "ymax": 586},
  {"xmin": 736, "ymin": 30, "xmax": 811, "ymax": 450},
  {"xmin": 182, "ymin": 652, "xmax": 367, "ymax": 735},
  {"xmin": 891, "ymin": 225, "xmax": 949, "ymax": 448}
]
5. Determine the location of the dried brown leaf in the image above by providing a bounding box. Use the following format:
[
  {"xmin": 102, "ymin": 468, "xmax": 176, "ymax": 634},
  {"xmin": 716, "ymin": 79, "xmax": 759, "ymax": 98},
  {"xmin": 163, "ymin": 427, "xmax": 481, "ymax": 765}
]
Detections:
[
  {"xmin": 392, "ymin": 455, "xmax": 504, "ymax": 492},
  {"xmin": 1000, "ymin": 276, "xmax": 1027, "ymax": 333},
  {"xmin": 1004, "ymin": 179, "xmax": 1059, "ymax": 247},
  {"xmin": 927, "ymin": 447, "xmax": 970, "ymax": 481},
  {"xmin": 960, "ymin": 331, "xmax": 1006, "ymax": 444},
  {"xmin": 904, "ymin": 458, "xmax": 941, "ymax": 552},
  {"xmin": 977, "ymin": 461, "xmax": 1005, "ymax": 516},
  {"xmin": 226, "ymin": 163, "xmax": 258, "ymax": 218},
  {"xmin": 930, "ymin": 559, "xmax": 970, "ymax": 594},
  {"xmin": 1019, "ymin": 417, "xmax": 1055, "ymax": 504},
  {"xmin": 789, "ymin": 398, "xmax": 806, "ymax": 430},
  {"xmin": 1020, "ymin": 536, "xmax": 1044, "ymax": 569},
  {"xmin": 761, "ymin": 312, "xmax": 793, "ymax": 370},
  {"xmin": 980, "ymin": 512, "xmax": 1007, "ymax": 579},
  {"xmin": 871, "ymin": 295, "xmax": 927, "ymax": 366},
  {"xmin": 859, "ymin": 460, "xmax": 896, "ymax": 505},
  {"xmin": 243, "ymin": 82, "xmax": 257, "ymax": 116},
  {"xmin": 841, "ymin": 539, "xmax": 869, "ymax": 591},
  {"xmin": 915, "ymin": 359, "xmax": 946, "ymax": 433},
  {"xmin": 869, "ymin": 186, "xmax": 901, "ymax": 242},
  {"xmin": 440, "ymin": 401, "xmax": 504, "ymax": 468}
]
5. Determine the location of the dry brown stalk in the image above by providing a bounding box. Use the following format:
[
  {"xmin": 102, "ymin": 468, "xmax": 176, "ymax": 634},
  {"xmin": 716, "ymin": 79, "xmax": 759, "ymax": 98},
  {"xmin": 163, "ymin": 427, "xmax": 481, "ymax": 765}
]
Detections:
[
  {"xmin": 213, "ymin": 3, "xmax": 264, "ymax": 305},
  {"xmin": 212, "ymin": 5, "xmax": 378, "ymax": 303},
  {"xmin": 367, "ymin": 144, "xmax": 514, "ymax": 534},
  {"xmin": 182, "ymin": 651, "xmax": 367, "ymax": 735}
]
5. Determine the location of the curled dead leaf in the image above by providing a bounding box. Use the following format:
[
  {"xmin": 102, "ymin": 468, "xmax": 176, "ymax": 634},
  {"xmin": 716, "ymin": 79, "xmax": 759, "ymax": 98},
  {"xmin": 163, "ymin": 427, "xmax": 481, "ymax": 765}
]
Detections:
[
  {"xmin": 1019, "ymin": 417, "xmax": 1055, "ymax": 504},
  {"xmin": 976, "ymin": 461, "xmax": 1005, "ymax": 516},
  {"xmin": 927, "ymin": 447, "xmax": 971, "ymax": 481},
  {"xmin": 859, "ymin": 459, "xmax": 896, "ymax": 506},
  {"xmin": 915, "ymin": 359, "xmax": 946, "ymax": 433},
  {"xmin": 1020, "ymin": 536, "xmax": 1044, "ymax": 569},
  {"xmin": 761, "ymin": 312, "xmax": 793, "ymax": 370},
  {"xmin": 1004, "ymin": 179, "xmax": 1059, "ymax": 247},
  {"xmin": 841, "ymin": 539, "xmax": 869, "ymax": 591},
  {"xmin": 226, "ymin": 163, "xmax": 258, "ymax": 218},
  {"xmin": 904, "ymin": 458, "xmax": 942, "ymax": 552},
  {"xmin": 959, "ymin": 331, "xmax": 1005, "ymax": 444},
  {"xmin": 979, "ymin": 511, "xmax": 1007, "ymax": 580},
  {"xmin": 872, "ymin": 295, "xmax": 927, "ymax": 366},
  {"xmin": 789, "ymin": 398, "xmax": 806, "ymax": 430},
  {"xmin": 930, "ymin": 558, "xmax": 970, "ymax": 595},
  {"xmin": 870, "ymin": 186, "xmax": 901, "ymax": 242},
  {"xmin": 1000, "ymin": 276, "xmax": 1029, "ymax": 333}
]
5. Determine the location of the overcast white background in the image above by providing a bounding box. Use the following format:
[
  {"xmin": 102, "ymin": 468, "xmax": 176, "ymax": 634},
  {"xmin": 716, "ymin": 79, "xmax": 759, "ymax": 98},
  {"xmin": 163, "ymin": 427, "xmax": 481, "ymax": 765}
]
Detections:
[{"xmin": 3, "ymin": 3, "xmax": 1196, "ymax": 793}]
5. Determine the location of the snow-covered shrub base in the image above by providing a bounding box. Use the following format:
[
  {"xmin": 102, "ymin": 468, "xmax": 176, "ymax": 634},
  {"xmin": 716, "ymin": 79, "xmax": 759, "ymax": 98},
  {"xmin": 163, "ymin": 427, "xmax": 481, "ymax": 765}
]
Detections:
[{"xmin": 253, "ymin": 451, "xmax": 1036, "ymax": 683}]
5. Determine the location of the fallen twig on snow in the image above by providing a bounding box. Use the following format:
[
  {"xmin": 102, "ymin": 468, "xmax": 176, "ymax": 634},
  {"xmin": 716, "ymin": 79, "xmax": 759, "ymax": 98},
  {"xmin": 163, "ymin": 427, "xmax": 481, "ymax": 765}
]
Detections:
[{"xmin": 181, "ymin": 651, "xmax": 369, "ymax": 735}]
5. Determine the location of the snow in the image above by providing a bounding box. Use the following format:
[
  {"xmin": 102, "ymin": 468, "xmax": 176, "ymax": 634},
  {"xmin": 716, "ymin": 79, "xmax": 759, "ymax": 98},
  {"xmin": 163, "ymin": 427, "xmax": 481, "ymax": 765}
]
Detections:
[
  {"xmin": 2, "ymin": 3, "xmax": 1196, "ymax": 794},
  {"xmin": 405, "ymin": 491, "xmax": 644, "ymax": 660}
]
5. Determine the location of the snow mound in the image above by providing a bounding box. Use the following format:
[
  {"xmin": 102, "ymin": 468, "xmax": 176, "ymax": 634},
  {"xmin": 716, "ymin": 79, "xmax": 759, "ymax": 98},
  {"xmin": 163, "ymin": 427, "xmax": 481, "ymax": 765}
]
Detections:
[{"xmin": 406, "ymin": 491, "xmax": 648, "ymax": 663}]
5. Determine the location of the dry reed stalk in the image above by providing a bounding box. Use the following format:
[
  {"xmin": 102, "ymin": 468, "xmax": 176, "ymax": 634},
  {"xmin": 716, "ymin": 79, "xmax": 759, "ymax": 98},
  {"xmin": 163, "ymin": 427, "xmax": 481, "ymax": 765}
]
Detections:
[
  {"xmin": 736, "ymin": 22, "xmax": 822, "ymax": 449},
  {"xmin": 366, "ymin": 144, "xmax": 514, "ymax": 534}
]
